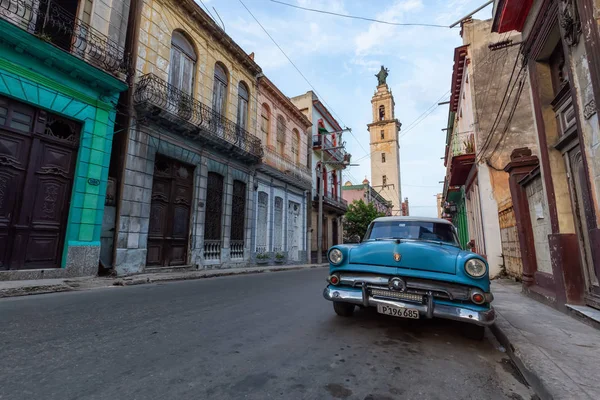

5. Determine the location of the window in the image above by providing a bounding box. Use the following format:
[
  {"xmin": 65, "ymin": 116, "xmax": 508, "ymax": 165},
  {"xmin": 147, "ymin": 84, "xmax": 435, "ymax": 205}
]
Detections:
[
  {"xmin": 382, "ymin": 175, "xmax": 387, "ymax": 186},
  {"xmin": 204, "ymin": 172, "xmax": 224, "ymax": 241},
  {"xmin": 292, "ymin": 128, "xmax": 300, "ymax": 163},
  {"xmin": 212, "ymin": 63, "xmax": 228, "ymax": 115},
  {"xmin": 261, "ymin": 103, "xmax": 270, "ymax": 144},
  {"xmin": 365, "ymin": 220, "xmax": 459, "ymax": 246},
  {"xmin": 379, "ymin": 105, "xmax": 385, "ymax": 121},
  {"xmin": 237, "ymin": 81, "xmax": 249, "ymax": 130},
  {"xmin": 382, "ymin": 153, "xmax": 386, "ymax": 163},
  {"xmin": 169, "ymin": 31, "xmax": 196, "ymax": 94},
  {"xmin": 276, "ymin": 115, "xmax": 286, "ymax": 154},
  {"xmin": 380, "ymin": 130, "xmax": 384, "ymax": 140}
]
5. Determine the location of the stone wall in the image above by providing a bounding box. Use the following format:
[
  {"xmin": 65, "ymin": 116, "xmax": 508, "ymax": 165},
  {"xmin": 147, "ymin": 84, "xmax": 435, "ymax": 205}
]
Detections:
[{"xmin": 525, "ymin": 175, "xmax": 553, "ymax": 275}]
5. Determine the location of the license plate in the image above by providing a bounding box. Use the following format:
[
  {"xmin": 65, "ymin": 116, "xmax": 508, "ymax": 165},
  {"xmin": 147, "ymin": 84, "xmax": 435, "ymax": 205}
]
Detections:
[{"xmin": 377, "ymin": 304, "xmax": 420, "ymax": 319}]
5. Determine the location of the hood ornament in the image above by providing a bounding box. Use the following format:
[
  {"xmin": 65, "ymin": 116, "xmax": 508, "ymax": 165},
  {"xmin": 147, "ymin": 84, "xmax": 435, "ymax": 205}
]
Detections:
[{"xmin": 394, "ymin": 253, "xmax": 401, "ymax": 262}]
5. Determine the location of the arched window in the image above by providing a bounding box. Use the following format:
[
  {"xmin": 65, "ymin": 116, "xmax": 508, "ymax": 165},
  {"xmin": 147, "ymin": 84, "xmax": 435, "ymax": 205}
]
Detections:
[
  {"xmin": 237, "ymin": 81, "xmax": 249, "ymax": 130},
  {"xmin": 261, "ymin": 103, "xmax": 270, "ymax": 144},
  {"xmin": 212, "ymin": 63, "xmax": 228, "ymax": 115},
  {"xmin": 170, "ymin": 31, "xmax": 196, "ymax": 94},
  {"xmin": 379, "ymin": 105, "xmax": 385, "ymax": 121},
  {"xmin": 276, "ymin": 115, "xmax": 286, "ymax": 154},
  {"xmin": 292, "ymin": 128, "xmax": 300, "ymax": 163}
]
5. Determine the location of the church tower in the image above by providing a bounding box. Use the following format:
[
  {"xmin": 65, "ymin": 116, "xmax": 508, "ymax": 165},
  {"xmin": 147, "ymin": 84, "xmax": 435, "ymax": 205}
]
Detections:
[{"xmin": 368, "ymin": 66, "xmax": 402, "ymax": 215}]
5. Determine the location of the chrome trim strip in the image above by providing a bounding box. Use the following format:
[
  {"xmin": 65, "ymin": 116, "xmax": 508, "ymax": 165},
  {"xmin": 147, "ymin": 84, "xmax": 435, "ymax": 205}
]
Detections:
[{"xmin": 323, "ymin": 286, "xmax": 496, "ymax": 326}]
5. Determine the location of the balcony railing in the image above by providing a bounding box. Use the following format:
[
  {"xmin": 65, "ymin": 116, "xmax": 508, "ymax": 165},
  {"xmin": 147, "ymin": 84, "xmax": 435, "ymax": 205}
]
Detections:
[
  {"xmin": 0, "ymin": 0, "xmax": 128, "ymax": 78},
  {"xmin": 313, "ymin": 133, "xmax": 347, "ymax": 163},
  {"xmin": 134, "ymin": 74, "xmax": 263, "ymax": 160},
  {"xmin": 314, "ymin": 193, "xmax": 348, "ymax": 212},
  {"xmin": 263, "ymin": 146, "xmax": 311, "ymax": 186}
]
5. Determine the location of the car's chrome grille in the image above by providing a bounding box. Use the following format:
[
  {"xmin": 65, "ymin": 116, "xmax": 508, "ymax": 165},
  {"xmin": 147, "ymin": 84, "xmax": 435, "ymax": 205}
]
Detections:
[{"xmin": 370, "ymin": 289, "xmax": 423, "ymax": 303}]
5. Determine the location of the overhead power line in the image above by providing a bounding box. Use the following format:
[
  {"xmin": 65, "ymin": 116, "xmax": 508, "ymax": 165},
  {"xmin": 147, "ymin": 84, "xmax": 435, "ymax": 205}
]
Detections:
[{"xmin": 268, "ymin": 0, "xmax": 452, "ymax": 28}]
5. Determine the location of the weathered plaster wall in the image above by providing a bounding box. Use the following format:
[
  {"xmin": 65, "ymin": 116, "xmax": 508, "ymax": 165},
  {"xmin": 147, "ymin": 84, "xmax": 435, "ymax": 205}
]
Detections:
[
  {"xmin": 137, "ymin": 0, "xmax": 258, "ymax": 138},
  {"xmin": 526, "ymin": 175, "xmax": 553, "ymax": 275},
  {"xmin": 82, "ymin": 0, "xmax": 131, "ymax": 49}
]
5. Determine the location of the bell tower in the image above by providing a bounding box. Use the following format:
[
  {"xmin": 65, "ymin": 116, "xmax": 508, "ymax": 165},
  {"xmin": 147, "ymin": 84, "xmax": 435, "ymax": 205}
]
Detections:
[{"xmin": 368, "ymin": 66, "xmax": 402, "ymax": 215}]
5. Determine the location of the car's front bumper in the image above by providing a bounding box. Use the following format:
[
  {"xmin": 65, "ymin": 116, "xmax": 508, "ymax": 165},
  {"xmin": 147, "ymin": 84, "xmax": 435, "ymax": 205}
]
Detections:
[{"xmin": 323, "ymin": 285, "xmax": 496, "ymax": 326}]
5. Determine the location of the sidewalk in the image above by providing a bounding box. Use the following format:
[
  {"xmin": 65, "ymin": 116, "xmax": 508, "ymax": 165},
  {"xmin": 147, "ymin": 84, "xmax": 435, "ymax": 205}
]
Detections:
[
  {"xmin": 0, "ymin": 263, "xmax": 328, "ymax": 298},
  {"xmin": 490, "ymin": 279, "xmax": 600, "ymax": 400}
]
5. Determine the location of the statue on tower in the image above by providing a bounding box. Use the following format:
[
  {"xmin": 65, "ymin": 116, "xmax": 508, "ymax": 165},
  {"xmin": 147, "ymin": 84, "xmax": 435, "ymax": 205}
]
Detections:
[{"xmin": 375, "ymin": 65, "xmax": 389, "ymax": 86}]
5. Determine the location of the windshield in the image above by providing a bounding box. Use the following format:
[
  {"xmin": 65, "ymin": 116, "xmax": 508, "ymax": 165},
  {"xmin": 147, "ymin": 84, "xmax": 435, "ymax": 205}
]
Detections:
[{"xmin": 365, "ymin": 221, "xmax": 460, "ymax": 246}]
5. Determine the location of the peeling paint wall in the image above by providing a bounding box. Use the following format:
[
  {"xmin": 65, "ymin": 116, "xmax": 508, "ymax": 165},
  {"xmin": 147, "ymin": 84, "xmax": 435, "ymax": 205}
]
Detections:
[{"xmin": 525, "ymin": 175, "xmax": 553, "ymax": 275}]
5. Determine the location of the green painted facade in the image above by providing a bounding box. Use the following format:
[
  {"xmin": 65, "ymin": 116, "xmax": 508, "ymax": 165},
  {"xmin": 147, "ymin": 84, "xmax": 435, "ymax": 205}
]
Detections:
[
  {"xmin": 448, "ymin": 189, "xmax": 469, "ymax": 249},
  {"xmin": 0, "ymin": 18, "xmax": 127, "ymax": 270}
]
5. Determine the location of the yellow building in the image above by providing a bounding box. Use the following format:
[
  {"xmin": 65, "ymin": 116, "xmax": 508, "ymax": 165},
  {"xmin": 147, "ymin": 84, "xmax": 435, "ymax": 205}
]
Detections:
[{"xmin": 110, "ymin": 0, "xmax": 266, "ymax": 274}]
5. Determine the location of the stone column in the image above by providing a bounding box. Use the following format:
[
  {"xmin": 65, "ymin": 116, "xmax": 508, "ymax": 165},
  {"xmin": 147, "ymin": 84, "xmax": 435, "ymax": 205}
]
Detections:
[
  {"xmin": 504, "ymin": 148, "xmax": 540, "ymax": 287},
  {"xmin": 221, "ymin": 165, "xmax": 233, "ymax": 265}
]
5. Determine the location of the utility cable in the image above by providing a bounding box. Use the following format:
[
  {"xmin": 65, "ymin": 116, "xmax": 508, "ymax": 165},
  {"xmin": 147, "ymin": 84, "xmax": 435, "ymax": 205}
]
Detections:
[{"xmin": 268, "ymin": 0, "xmax": 452, "ymax": 28}]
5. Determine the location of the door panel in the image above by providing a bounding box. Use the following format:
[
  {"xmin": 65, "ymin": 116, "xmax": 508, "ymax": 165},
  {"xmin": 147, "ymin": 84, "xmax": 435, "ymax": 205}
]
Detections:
[
  {"xmin": 0, "ymin": 98, "xmax": 78, "ymax": 270},
  {"xmin": 147, "ymin": 156, "xmax": 194, "ymax": 267}
]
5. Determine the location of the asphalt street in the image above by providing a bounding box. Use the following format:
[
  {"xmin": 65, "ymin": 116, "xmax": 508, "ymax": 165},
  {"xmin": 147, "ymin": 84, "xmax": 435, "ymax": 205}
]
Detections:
[{"xmin": 0, "ymin": 268, "xmax": 535, "ymax": 400}]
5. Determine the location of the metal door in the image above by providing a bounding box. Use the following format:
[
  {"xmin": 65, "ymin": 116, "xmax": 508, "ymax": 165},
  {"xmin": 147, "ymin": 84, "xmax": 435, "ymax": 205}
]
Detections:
[
  {"xmin": 0, "ymin": 98, "xmax": 78, "ymax": 270},
  {"xmin": 288, "ymin": 201, "xmax": 300, "ymax": 261},
  {"xmin": 147, "ymin": 155, "xmax": 194, "ymax": 267}
]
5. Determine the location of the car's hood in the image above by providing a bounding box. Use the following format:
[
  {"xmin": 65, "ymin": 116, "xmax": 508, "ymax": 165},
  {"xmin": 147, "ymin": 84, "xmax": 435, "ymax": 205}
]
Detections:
[{"xmin": 348, "ymin": 240, "xmax": 461, "ymax": 275}]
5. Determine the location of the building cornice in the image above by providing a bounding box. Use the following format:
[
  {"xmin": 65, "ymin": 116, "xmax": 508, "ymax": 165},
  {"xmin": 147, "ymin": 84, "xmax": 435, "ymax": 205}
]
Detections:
[
  {"xmin": 180, "ymin": 0, "xmax": 261, "ymax": 75},
  {"xmin": 259, "ymin": 76, "xmax": 312, "ymax": 129}
]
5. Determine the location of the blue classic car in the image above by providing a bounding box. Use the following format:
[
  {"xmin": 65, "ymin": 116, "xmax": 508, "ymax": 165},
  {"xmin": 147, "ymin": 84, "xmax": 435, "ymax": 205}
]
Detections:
[{"xmin": 323, "ymin": 216, "xmax": 495, "ymax": 339}]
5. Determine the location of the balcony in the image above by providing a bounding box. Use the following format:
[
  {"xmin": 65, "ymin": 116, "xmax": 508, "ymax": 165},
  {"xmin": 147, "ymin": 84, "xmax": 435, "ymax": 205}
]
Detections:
[
  {"xmin": 313, "ymin": 193, "xmax": 348, "ymax": 214},
  {"xmin": 134, "ymin": 74, "xmax": 263, "ymax": 162},
  {"xmin": 312, "ymin": 134, "xmax": 350, "ymax": 168},
  {"xmin": 447, "ymin": 131, "xmax": 475, "ymax": 187},
  {"xmin": 259, "ymin": 145, "xmax": 311, "ymax": 189},
  {"xmin": 0, "ymin": 0, "xmax": 128, "ymax": 80}
]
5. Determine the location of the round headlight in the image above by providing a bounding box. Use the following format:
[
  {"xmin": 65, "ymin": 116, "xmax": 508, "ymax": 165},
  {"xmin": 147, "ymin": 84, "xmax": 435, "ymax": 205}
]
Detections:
[
  {"xmin": 465, "ymin": 258, "xmax": 487, "ymax": 278},
  {"xmin": 328, "ymin": 249, "xmax": 343, "ymax": 265}
]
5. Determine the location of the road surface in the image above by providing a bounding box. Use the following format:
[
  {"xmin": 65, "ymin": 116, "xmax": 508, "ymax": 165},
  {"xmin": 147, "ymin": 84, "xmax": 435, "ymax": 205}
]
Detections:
[{"xmin": 0, "ymin": 268, "xmax": 535, "ymax": 399}]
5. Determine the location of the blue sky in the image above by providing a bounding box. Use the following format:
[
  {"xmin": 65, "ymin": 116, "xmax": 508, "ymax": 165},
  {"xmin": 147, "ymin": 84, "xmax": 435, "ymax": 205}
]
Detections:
[{"xmin": 199, "ymin": 0, "xmax": 492, "ymax": 217}]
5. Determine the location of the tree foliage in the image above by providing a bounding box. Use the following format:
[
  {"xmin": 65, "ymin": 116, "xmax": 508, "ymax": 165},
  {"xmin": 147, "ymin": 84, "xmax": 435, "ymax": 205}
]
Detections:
[{"xmin": 343, "ymin": 200, "xmax": 385, "ymax": 241}]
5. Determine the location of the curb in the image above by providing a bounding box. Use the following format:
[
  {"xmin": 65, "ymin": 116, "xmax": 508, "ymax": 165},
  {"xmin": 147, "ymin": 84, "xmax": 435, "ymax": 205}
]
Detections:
[
  {"xmin": 114, "ymin": 264, "xmax": 326, "ymax": 286},
  {"xmin": 490, "ymin": 312, "xmax": 590, "ymax": 400},
  {"xmin": 1, "ymin": 264, "xmax": 328, "ymax": 297},
  {"xmin": 0, "ymin": 284, "xmax": 73, "ymax": 298}
]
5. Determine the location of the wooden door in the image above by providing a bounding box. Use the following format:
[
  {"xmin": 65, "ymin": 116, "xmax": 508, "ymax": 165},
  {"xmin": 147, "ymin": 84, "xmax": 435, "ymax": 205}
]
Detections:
[
  {"xmin": 0, "ymin": 98, "xmax": 78, "ymax": 270},
  {"xmin": 147, "ymin": 155, "xmax": 194, "ymax": 267},
  {"xmin": 567, "ymin": 146, "xmax": 600, "ymax": 304}
]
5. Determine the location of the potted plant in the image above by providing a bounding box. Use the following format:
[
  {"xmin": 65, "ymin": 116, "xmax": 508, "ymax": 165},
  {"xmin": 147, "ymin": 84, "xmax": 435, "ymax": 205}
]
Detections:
[
  {"xmin": 274, "ymin": 252, "xmax": 286, "ymax": 264},
  {"xmin": 256, "ymin": 252, "xmax": 269, "ymax": 264}
]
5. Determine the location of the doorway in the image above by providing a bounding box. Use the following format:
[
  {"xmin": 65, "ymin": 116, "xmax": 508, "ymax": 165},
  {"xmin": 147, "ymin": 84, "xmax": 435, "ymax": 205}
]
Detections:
[
  {"xmin": 288, "ymin": 201, "xmax": 300, "ymax": 261},
  {"xmin": 0, "ymin": 97, "xmax": 79, "ymax": 270},
  {"xmin": 146, "ymin": 155, "xmax": 194, "ymax": 267}
]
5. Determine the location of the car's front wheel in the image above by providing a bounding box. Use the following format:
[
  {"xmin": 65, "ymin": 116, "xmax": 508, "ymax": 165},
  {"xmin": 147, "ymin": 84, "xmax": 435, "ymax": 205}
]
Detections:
[
  {"xmin": 461, "ymin": 324, "xmax": 486, "ymax": 340},
  {"xmin": 333, "ymin": 302, "xmax": 355, "ymax": 317}
]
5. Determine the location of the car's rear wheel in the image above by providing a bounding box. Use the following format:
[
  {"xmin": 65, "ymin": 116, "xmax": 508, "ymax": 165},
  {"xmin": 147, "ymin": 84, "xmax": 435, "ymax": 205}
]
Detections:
[
  {"xmin": 333, "ymin": 302, "xmax": 355, "ymax": 317},
  {"xmin": 461, "ymin": 324, "xmax": 486, "ymax": 340}
]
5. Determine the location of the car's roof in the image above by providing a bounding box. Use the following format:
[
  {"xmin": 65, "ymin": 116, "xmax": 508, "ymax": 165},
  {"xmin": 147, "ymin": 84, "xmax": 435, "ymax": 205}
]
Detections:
[{"xmin": 372, "ymin": 216, "xmax": 453, "ymax": 225}]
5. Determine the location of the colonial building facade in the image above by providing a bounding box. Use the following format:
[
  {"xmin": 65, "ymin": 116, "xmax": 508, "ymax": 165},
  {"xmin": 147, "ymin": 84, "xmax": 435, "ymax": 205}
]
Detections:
[
  {"xmin": 290, "ymin": 91, "xmax": 350, "ymax": 263},
  {"xmin": 254, "ymin": 76, "xmax": 312, "ymax": 264},
  {"xmin": 442, "ymin": 18, "xmax": 538, "ymax": 278},
  {"xmin": 0, "ymin": 0, "xmax": 130, "ymax": 279},
  {"xmin": 494, "ymin": 0, "xmax": 600, "ymax": 311},
  {"xmin": 108, "ymin": 0, "xmax": 263, "ymax": 274},
  {"xmin": 342, "ymin": 179, "xmax": 392, "ymax": 216}
]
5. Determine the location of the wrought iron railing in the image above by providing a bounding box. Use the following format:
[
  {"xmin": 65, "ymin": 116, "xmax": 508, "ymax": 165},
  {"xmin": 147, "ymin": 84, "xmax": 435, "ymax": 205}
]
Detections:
[
  {"xmin": 0, "ymin": 0, "xmax": 128, "ymax": 77},
  {"xmin": 204, "ymin": 240, "xmax": 221, "ymax": 261},
  {"xmin": 230, "ymin": 240, "xmax": 244, "ymax": 259},
  {"xmin": 314, "ymin": 193, "xmax": 348, "ymax": 210},
  {"xmin": 134, "ymin": 74, "xmax": 263, "ymax": 158},
  {"xmin": 263, "ymin": 146, "xmax": 311, "ymax": 185}
]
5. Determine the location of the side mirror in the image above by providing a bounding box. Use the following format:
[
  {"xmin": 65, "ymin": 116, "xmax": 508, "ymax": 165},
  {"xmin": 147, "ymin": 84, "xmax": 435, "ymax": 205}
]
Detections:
[{"xmin": 348, "ymin": 234, "xmax": 361, "ymax": 244}]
